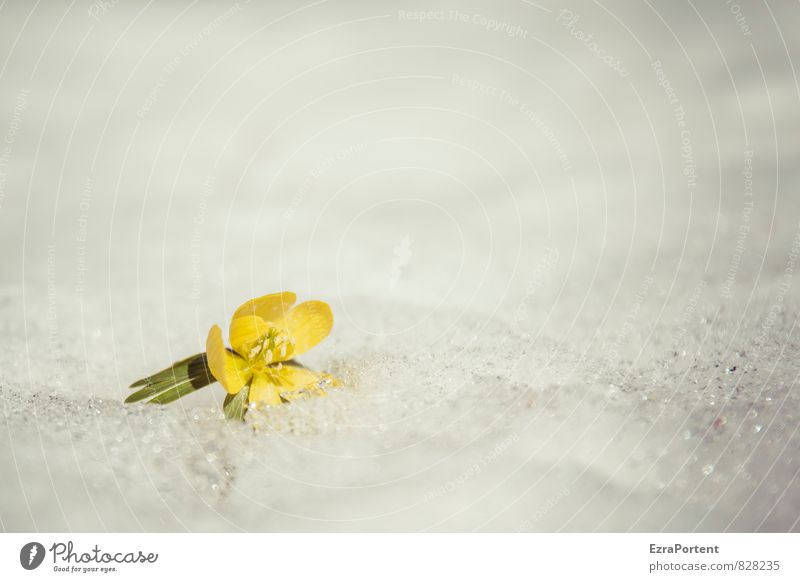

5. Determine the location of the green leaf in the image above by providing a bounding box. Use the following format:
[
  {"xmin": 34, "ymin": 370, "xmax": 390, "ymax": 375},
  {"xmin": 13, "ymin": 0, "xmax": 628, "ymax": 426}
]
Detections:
[
  {"xmin": 130, "ymin": 353, "xmax": 201, "ymax": 388},
  {"xmin": 147, "ymin": 382, "xmax": 205, "ymax": 405},
  {"xmin": 223, "ymin": 386, "xmax": 250, "ymax": 421},
  {"xmin": 126, "ymin": 353, "xmax": 215, "ymax": 405}
]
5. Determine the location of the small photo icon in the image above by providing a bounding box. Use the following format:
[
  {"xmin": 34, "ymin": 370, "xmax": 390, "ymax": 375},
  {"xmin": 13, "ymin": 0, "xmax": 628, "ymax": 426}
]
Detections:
[{"xmin": 20, "ymin": 542, "xmax": 46, "ymax": 570}]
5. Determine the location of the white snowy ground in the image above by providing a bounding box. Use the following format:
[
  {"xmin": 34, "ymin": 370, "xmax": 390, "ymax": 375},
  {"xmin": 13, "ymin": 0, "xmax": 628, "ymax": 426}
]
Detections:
[{"xmin": 1, "ymin": 0, "xmax": 799, "ymax": 531}]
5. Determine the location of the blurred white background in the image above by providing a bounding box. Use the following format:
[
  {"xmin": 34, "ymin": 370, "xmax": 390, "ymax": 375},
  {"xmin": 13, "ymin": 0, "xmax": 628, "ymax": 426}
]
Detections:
[{"xmin": 0, "ymin": 0, "xmax": 799, "ymax": 531}]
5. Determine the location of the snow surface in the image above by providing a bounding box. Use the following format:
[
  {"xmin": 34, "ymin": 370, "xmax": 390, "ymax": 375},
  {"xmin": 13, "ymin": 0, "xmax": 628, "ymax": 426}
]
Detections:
[{"xmin": 1, "ymin": 0, "xmax": 799, "ymax": 531}]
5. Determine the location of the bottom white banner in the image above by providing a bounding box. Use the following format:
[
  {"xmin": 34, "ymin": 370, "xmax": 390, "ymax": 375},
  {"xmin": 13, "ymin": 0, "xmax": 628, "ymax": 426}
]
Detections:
[{"xmin": 0, "ymin": 533, "xmax": 796, "ymax": 581}]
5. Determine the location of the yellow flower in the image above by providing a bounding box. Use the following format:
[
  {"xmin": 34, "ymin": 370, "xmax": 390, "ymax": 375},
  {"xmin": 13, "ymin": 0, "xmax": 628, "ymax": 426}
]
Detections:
[{"xmin": 205, "ymin": 292, "xmax": 336, "ymax": 408}]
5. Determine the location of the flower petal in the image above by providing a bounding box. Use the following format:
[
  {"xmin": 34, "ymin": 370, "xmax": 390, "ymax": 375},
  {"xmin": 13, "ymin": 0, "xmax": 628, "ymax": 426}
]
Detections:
[
  {"xmin": 249, "ymin": 372, "xmax": 282, "ymax": 406},
  {"xmin": 229, "ymin": 314, "xmax": 270, "ymax": 359},
  {"xmin": 279, "ymin": 300, "xmax": 333, "ymax": 357},
  {"xmin": 275, "ymin": 364, "xmax": 333, "ymax": 401},
  {"xmin": 275, "ymin": 365, "xmax": 321, "ymax": 387},
  {"xmin": 205, "ymin": 324, "xmax": 252, "ymax": 394},
  {"xmin": 231, "ymin": 292, "xmax": 296, "ymax": 326}
]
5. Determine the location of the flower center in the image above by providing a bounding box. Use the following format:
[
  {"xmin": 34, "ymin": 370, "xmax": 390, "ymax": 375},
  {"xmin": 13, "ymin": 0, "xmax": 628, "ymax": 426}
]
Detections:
[{"xmin": 246, "ymin": 324, "xmax": 295, "ymax": 371}]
